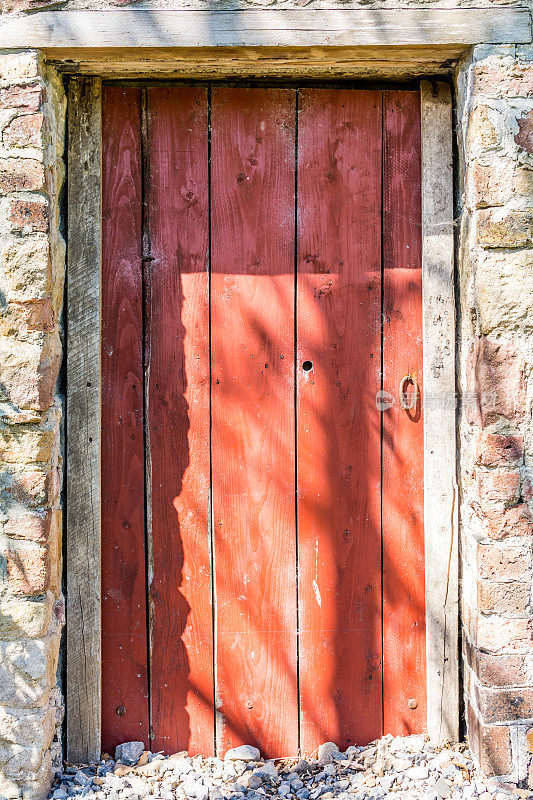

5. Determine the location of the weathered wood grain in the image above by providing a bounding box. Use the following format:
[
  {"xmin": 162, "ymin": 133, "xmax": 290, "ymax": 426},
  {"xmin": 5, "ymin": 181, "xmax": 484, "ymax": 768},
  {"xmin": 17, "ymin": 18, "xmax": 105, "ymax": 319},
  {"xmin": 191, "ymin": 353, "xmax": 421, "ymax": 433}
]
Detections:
[
  {"xmin": 297, "ymin": 89, "xmax": 383, "ymax": 753},
  {"xmin": 2, "ymin": 9, "xmax": 530, "ymax": 47},
  {"xmin": 146, "ymin": 87, "xmax": 213, "ymax": 755},
  {"xmin": 420, "ymin": 80, "xmax": 458, "ymax": 744},
  {"xmin": 66, "ymin": 76, "xmax": 102, "ymax": 764},
  {"xmin": 101, "ymin": 85, "xmax": 149, "ymax": 753},
  {"xmin": 210, "ymin": 87, "xmax": 298, "ymax": 758},
  {"xmin": 44, "ymin": 45, "xmax": 467, "ymax": 80},
  {"xmin": 382, "ymin": 89, "xmax": 426, "ymax": 736}
]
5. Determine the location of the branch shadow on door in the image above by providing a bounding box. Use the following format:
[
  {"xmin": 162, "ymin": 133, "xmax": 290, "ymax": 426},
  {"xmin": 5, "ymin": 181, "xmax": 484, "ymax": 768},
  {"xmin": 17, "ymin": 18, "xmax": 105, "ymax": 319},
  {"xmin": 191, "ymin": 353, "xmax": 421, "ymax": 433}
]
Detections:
[{"xmin": 101, "ymin": 84, "xmax": 426, "ymax": 759}]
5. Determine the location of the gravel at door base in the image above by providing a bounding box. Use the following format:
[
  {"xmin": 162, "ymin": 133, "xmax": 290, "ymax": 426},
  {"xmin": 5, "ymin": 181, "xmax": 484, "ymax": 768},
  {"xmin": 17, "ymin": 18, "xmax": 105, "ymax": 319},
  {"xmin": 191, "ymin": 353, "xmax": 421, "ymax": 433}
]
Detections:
[{"xmin": 49, "ymin": 734, "xmax": 523, "ymax": 800}]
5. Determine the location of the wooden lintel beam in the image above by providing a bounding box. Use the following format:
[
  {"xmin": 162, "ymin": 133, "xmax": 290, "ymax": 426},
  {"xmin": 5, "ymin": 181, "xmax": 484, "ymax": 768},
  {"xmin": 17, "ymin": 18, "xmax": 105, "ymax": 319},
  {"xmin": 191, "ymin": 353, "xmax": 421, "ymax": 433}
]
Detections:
[{"xmin": 0, "ymin": 8, "xmax": 530, "ymax": 49}]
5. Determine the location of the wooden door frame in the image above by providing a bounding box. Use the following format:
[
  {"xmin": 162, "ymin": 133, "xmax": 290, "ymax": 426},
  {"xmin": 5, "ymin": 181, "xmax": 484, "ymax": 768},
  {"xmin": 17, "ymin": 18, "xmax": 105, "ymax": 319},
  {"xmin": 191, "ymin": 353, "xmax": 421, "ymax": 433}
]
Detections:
[{"xmin": 65, "ymin": 68, "xmax": 456, "ymax": 761}]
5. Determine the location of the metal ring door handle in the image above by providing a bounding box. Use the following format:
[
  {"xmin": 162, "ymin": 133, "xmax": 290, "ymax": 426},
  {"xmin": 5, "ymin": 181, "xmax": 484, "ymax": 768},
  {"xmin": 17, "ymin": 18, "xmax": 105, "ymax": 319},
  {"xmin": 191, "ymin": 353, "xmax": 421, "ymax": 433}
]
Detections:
[{"xmin": 399, "ymin": 374, "xmax": 419, "ymax": 411}]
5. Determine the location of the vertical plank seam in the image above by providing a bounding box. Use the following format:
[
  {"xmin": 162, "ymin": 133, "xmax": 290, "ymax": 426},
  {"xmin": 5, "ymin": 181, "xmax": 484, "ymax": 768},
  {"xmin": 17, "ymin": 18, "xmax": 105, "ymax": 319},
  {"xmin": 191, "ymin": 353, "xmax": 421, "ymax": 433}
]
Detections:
[
  {"xmin": 294, "ymin": 86, "xmax": 301, "ymax": 759},
  {"xmin": 379, "ymin": 89, "xmax": 385, "ymax": 738},
  {"xmin": 140, "ymin": 86, "xmax": 154, "ymax": 747},
  {"xmin": 207, "ymin": 85, "xmax": 218, "ymax": 757}
]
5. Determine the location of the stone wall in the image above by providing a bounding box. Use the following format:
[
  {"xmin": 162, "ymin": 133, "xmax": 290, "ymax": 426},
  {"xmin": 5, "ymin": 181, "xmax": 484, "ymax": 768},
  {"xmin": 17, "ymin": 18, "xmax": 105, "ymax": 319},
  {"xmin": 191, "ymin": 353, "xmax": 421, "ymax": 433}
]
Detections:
[
  {"xmin": 0, "ymin": 49, "xmax": 66, "ymax": 798},
  {"xmin": 456, "ymin": 44, "xmax": 533, "ymax": 784}
]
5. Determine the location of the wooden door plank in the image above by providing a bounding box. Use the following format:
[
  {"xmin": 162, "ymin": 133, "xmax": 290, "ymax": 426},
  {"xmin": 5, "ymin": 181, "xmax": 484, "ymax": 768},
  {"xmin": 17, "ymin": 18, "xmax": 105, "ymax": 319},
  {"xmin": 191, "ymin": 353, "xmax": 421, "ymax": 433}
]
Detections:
[
  {"xmin": 297, "ymin": 89, "xmax": 383, "ymax": 752},
  {"xmin": 382, "ymin": 89, "xmax": 426, "ymax": 735},
  {"xmin": 147, "ymin": 87, "xmax": 213, "ymax": 755},
  {"xmin": 210, "ymin": 87, "xmax": 298, "ymax": 758},
  {"xmin": 101, "ymin": 86, "xmax": 149, "ymax": 753},
  {"xmin": 67, "ymin": 75, "xmax": 102, "ymax": 764}
]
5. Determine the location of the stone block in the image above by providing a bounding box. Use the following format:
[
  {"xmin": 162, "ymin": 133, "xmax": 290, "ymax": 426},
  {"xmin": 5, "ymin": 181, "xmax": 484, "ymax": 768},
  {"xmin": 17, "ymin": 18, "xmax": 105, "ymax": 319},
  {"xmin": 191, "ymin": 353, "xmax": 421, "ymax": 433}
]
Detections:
[
  {"xmin": 476, "ymin": 249, "xmax": 533, "ymax": 334},
  {"xmin": 6, "ymin": 466, "xmax": 53, "ymax": 511},
  {"xmin": 0, "ymin": 426, "xmax": 56, "ymax": 464},
  {"xmin": 0, "ymin": 158, "xmax": 44, "ymax": 194},
  {"xmin": 47, "ymin": 511, "xmax": 61, "ymax": 598},
  {"xmin": 4, "ymin": 510, "xmax": 52, "ymax": 544},
  {"xmin": 475, "ymin": 684, "xmax": 533, "ymax": 723},
  {"xmin": 477, "ymin": 209, "xmax": 533, "ymax": 248},
  {"xmin": 9, "ymin": 199, "xmax": 48, "ymax": 233},
  {"xmin": 467, "ymin": 337, "xmax": 526, "ymax": 423},
  {"xmin": 2, "ymin": 0, "xmax": 64, "ymax": 10},
  {"xmin": 0, "ymin": 636, "xmax": 57, "ymax": 684},
  {"xmin": 466, "ymin": 700, "xmax": 512, "ymax": 776},
  {"xmin": 468, "ymin": 160, "xmax": 509, "ymax": 208},
  {"xmin": 476, "ymin": 539, "xmax": 531, "ymax": 580},
  {"xmin": 0, "ymin": 742, "xmax": 49, "ymax": 779},
  {"xmin": 1, "ymin": 236, "xmax": 51, "ymax": 301},
  {"xmin": 514, "ymin": 164, "xmax": 533, "ymax": 196},
  {"xmin": 475, "ymin": 432, "xmax": 523, "ymax": 467},
  {"xmin": 483, "ymin": 503, "xmax": 533, "ymax": 540},
  {"xmin": 468, "ymin": 607, "xmax": 531, "ymax": 653},
  {"xmin": 467, "ymin": 104, "xmax": 500, "ymax": 152},
  {"xmin": 0, "ymin": 301, "xmax": 55, "ymax": 338},
  {"xmin": 21, "ymin": 749, "xmax": 54, "ymax": 800},
  {"xmin": 0, "ymin": 704, "xmax": 54, "ymax": 750},
  {"xmin": 2, "ymin": 113, "xmax": 44, "ymax": 151},
  {"xmin": 0, "ymin": 593, "xmax": 53, "ymax": 640},
  {"xmin": 0, "ymin": 649, "xmax": 57, "ymax": 710},
  {"xmin": 5, "ymin": 542, "xmax": 50, "ymax": 596},
  {"xmin": 477, "ymin": 579, "xmax": 530, "ymax": 615},
  {"xmin": 0, "ymin": 407, "xmax": 43, "ymax": 426},
  {"xmin": 0, "ymin": 53, "xmax": 39, "ymax": 83},
  {"xmin": 474, "ymin": 62, "xmax": 533, "ymax": 98},
  {"xmin": 477, "ymin": 470, "xmax": 520, "ymax": 507},
  {"xmin": 467, "ymin": 159, "xmax": 533, "ymax": 208},
  {"xmin": 0, "ymin": 772, "xmax": 22, "ymax": 800},
  {"xmin": 0, "ymin": 333, "xmax": 61, "ymax": 411},
  {"xmin": 464, "ymin": 639, "xmax": 531, "ymax": 687},
  {"xmin": 21, "ymin": 748, "xmax": 53, "ymax": 800},
  {"xmin": 0, "ymin": 85, "xmax": 42, "ymax": 114}
]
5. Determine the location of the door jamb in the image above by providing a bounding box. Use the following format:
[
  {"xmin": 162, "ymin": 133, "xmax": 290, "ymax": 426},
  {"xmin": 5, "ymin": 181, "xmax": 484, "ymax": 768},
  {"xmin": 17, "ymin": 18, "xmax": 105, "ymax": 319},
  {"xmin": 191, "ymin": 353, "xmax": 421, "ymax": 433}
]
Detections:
[{"xmin": 66, "ymin": 75, "xmax": 456, "ymax": 762}]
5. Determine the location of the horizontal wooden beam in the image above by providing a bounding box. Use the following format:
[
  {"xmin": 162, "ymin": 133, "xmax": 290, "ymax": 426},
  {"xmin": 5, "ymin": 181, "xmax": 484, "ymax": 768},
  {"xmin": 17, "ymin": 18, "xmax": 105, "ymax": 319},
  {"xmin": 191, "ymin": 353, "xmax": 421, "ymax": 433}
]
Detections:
[
  {"xmin": 1, "ymin": 8, "xmax": 530, "ymax": 49},
  {"xmin": 44, "ymin": 45, "xmax": 466, "ymax": 80}
]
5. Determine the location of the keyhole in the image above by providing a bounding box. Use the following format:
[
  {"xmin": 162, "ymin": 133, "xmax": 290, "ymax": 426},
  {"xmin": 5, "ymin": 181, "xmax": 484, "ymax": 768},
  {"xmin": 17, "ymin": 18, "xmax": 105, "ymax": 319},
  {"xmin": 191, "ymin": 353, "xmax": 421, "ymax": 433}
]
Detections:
[{"xmin": 302, "ymin": 360, "xmax": 313, "ymax": 372}]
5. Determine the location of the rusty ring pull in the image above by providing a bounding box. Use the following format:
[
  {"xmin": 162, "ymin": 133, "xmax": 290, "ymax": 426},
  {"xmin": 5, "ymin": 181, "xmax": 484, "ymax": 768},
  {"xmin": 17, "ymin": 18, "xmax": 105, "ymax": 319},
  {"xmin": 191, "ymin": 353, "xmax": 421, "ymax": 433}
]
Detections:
[{"xmin": 399, "ymin": 374, "xmax": 419, "ymax": 411}]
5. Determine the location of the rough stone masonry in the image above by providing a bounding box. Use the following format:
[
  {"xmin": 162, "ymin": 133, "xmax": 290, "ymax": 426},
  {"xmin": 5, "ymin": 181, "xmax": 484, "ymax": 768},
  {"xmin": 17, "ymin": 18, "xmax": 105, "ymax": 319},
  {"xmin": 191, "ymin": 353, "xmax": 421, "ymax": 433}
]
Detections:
[
  {"xmin": 456, "ymin": 43, "xmax": 533, "ymax": 785},
  {"xmin": 0, "ymin": 46, "xmax": 66, "ymax": 800},
  {"xmin": 0, "ymin": 1, "xmax": 533, "ymax": 798}
]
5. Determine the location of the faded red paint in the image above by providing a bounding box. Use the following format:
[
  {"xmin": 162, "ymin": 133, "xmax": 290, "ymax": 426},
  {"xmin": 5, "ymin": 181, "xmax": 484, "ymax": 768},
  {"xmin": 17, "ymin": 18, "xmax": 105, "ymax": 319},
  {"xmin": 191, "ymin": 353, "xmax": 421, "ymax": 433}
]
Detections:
[{"xmin": 101, "ymin": 85, "xmax": 426, "ymax": 757}]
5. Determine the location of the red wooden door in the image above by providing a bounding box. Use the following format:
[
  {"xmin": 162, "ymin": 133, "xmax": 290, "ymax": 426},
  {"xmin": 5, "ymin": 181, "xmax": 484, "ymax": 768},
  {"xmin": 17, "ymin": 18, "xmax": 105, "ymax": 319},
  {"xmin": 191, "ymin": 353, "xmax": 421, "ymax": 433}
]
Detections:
[{"xmin": 100, "ymin": 85, "xmax": 425, "ymax": 758}]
